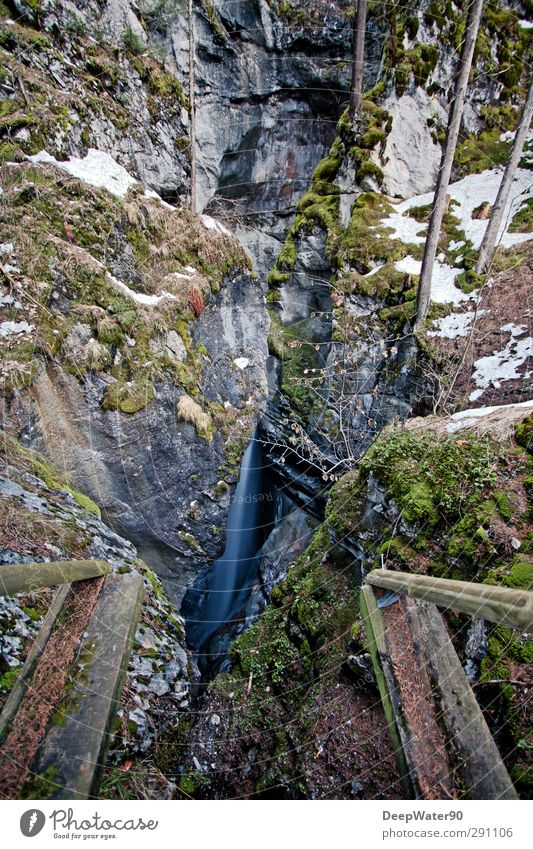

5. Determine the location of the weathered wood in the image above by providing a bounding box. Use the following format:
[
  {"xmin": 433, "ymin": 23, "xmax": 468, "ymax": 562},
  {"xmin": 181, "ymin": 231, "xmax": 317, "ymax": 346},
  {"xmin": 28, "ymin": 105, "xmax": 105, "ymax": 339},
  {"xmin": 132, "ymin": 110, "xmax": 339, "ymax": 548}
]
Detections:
[
  {"xmin": 381, "ymin": 595, "xmax": 453, "ymax": 799},
  {"xmin": 366, "ymin": 570, "xmax": 533, "ymax": 631},
  {"xmin": 0, "ymin": 560, "xmax": 111, "ymax": 596},
  {"xmin": 0, "ymin": 584, "xmax": 71, "ymax": 743},
  {"xmin": 359, "ymin": 586, "xmax": 413, "ymax": 798},
  {"xmin": 416, "ymin": 601, "xmax": 518, "ymax": 799},
  {"xmin": 32, "ymin": 572, "xmax": 144, "ymax": 799}
]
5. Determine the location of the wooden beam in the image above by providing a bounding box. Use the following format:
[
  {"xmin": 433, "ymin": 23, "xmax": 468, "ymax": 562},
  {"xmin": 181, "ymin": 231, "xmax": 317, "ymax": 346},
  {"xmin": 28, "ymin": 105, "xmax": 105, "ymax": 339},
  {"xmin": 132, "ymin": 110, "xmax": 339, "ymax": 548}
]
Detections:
[
  {"xmin": 31, "ymin": 572, "xmax": 144, "ymax": 799},
  {"xmin": 359, "ymin": 586, "xmax": 413, "ymax": 798},
  {"xmin": 0, "ymin": 584, "xmax": 71, "ymax": 742},
  {"xmin": 0, "ymin": 560, "xmax": 111, "ymax": 596},
  {"xmin": 366, "ymin": 570, "xmax": 533, "ymax": 631},
  {"xmin": 416, "ymin": 601, "xmax": 518, "ymax": 799}
]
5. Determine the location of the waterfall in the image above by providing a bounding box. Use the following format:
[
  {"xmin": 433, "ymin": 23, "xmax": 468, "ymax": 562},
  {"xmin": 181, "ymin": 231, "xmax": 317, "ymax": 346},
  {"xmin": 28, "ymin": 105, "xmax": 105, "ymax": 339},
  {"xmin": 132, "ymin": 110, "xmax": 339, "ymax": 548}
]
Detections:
[{"xmin": 184, "ymin": 435, "xmax": 269, "ymax": 672}]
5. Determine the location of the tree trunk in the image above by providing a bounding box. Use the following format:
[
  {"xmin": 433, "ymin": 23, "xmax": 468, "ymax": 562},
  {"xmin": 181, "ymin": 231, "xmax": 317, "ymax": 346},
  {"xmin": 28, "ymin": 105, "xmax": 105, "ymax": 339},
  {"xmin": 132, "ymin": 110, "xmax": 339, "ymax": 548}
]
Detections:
[
  {"xmin": 475, "ymin": 74, "xmax": 533, "ymax": 274},
  {"xmin": 414, "ymin": 0, "xmax": 484, "ymax": 332},
  {"xmin": 349, "ymin": 0, "xmax": 368, "ymax": 122},
  {"xmin": 188, "ymin": 0, "xmax": 197, "ymax": 214}
]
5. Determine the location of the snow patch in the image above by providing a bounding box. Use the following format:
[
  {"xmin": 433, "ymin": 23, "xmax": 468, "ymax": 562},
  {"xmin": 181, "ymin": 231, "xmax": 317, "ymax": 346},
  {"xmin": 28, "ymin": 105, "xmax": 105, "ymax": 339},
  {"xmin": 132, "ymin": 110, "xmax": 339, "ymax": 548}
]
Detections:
[
  {"xmin": 234, "ymin": 357, "xmax": 250, "ymax": 370},
  {"xmin": 0, "ymin": 243, "xmax": 14, "ymax": 254},
  {"xmin": 201, "ymin": 215, "xmax": 232, "ymax": 237},
  {"xmin": 380, "ymin": 211, "xmax": 426, "ymax": 245},
  {"xmin": 29, "ymin": 149, "xmax": 138, "ymax": 198},
  {"xmin": 394, "ymin": 255, "xmax": 470, "ymax": 305},
  {"xmin": 106, "ymin": 273, "xmax": 176, "ymax": 307},
  {"xmin": 428, "ymin": 309, "xmax": 486, "ymax": 339},
  {"xmin": 469, "ymin": 325, "xmax": 533, "ymax": 401}
]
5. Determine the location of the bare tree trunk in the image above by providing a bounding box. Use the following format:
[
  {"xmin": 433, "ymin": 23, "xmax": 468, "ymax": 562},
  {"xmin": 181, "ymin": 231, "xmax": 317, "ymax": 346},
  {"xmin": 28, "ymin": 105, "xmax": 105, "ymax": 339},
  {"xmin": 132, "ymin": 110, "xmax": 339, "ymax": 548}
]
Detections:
[
  {"xmin": 414, "ymin": 0, "xmax": 484, "ymax": 332},
  {"xmin": 349, "ymin": 0, "xmax": 368, "ymax": 122},
  {"xmin": 475, "ymin": 75, "xmax": 533, "ymax": 274},
  {"xmin": 188, "ymin": 0, "xmax": 197, "ymax": 214}
]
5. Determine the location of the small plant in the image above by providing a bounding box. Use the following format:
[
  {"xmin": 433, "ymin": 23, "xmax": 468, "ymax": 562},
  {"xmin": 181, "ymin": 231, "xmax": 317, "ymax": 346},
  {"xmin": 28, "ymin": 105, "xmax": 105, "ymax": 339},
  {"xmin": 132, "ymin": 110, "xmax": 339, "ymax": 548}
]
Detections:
[
  {"xmin": 65, "ymin": 12, "xmax": 86, "ymax": 36},
  {"xmin": 121, "ymin": 26, "xmax": 144, "ymax": 56}
]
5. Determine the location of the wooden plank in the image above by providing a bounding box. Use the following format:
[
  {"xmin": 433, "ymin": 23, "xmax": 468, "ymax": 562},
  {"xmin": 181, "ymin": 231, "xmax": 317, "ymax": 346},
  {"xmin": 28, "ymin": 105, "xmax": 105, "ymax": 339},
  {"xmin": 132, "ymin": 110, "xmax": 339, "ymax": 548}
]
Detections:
[
  {"xmin": 381, "ymin": 595, "xmax": 453, "ymax": 799},
  {"xmin": 359, "ymin": 586, "xmax": 413, "ymax": 798},
  {"xmin": 415, "ymin": 601, "xmax": 518, "ymax": 800},
  {"xmin": 366, "ymin": 570, "xmax": 533, "ymax": 631},
  {"xmin": 31, "ymin": 572, "xmax": 144, "ymax": 799},
  {"xmin": 0, "ymin": 584, "xmax": 71, "ymax": 743},
  {"xmin": 0, "ymin": 560, "xmax": 111, "ymax": 596}
]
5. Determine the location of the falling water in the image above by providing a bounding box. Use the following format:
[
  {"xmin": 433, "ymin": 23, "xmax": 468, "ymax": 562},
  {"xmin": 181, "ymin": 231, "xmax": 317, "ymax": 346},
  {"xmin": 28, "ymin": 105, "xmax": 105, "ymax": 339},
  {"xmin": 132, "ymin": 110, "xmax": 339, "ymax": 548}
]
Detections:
[{"xmin": 184, "ymin": 436, "xmax": 270, "ymax": 673}]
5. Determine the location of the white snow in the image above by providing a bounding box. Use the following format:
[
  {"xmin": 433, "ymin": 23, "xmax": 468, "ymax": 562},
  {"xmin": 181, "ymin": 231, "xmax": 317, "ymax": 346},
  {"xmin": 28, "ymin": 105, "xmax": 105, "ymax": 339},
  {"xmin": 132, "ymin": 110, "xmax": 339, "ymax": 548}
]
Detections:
[
  {"xmin": 519, "ymin": 19, "xmax": 533, "ymax": 29},
  {"xmin": 165, "ymin": 266, "xmax": 197, "ymax": 281},
  {"xmin": 428, "ymin": 309, "xmax": 486, "ymax": 339},
  {"xmin": 201, "ymin": 215, "xmax": 232, "ymax": 237},
  {"xmin": 29, "ymin": 149, "xmax": 138, "ymax": 198},
  {"xmin": 469, "ymin": 324, "xmax": 533, "ymax": 401},
  {"xmin": 380, "ymin": 163, "xmax": 533, "ymax": 309},
  {"xmin": 0, "ymin": 243, "xmax": 14, "ymax": 254},
  {"xmin": 0, "ymin": 320, "xmax": 34, "ymax": 337},
  {"xmin": 380, "ymin": 211, "xmax": 426, "ymax": 245},
  {"xmin": 394, "ymin": 255, "xmax": 470, "ymax": 305},
  {"xmin": 106, "ymin": 273, "xmax": 176, "ymax": 307},
  {"xmin": 234, "ymin": 357, "xmax": 250, "ymax": 370},
  {"xmin": 393, "ymin": 167, "xmax": 533, "ymax": 251},
  {"xmin": 445, "ymin": 398, "xmax": 533, "ymax": 432}
]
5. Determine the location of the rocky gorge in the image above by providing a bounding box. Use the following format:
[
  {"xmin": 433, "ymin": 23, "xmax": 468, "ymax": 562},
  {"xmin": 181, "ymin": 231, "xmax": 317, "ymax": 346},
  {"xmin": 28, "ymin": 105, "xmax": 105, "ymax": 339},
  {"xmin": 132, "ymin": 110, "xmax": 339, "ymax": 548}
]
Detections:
[{"xmin": 0, "ymin": 0, "xmax": 532, "ymax": 800}]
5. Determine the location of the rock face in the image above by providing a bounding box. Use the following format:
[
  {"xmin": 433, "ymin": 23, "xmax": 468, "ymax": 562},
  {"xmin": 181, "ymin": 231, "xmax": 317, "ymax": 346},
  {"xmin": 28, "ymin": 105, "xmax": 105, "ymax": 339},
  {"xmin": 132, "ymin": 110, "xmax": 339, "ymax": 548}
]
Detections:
[
  {"xmin": 0, "ymin": 444, "xmax": 194, "ymax": 794},
  {"xmin": 13, "ymin": 264, "xmax": 268, "ymax": 607}
]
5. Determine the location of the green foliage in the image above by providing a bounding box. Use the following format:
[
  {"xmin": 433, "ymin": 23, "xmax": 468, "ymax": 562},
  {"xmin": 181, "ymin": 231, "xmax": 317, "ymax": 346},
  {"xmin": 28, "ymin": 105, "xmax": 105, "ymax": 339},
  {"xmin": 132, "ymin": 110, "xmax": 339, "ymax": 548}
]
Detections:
[
  {"xmin": 102, "ymin": 378, "xmax": 156, "ymax": 414},
  {"xmin": 362, "ymin": 431, "xmax": 498, "ymax": 529},
  {"xmin": 121, "ymin": 26, "xmax": 145, "ymax": 56},
  {"xmin": 509, "ymin": 199, "xmax": 533, "ymax": 233}
]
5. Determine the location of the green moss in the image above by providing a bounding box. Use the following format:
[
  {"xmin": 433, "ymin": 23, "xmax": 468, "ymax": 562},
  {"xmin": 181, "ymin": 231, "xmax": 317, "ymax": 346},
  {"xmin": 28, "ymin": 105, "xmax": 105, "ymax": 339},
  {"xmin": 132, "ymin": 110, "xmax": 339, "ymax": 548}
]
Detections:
[
  {"xmin": 20, "ymin": 766, "xmax": 61, "ymax": 800},
  {"xmin": 516, "ymin": 414, "xmax": 533, "ymax": 452},
  {"xmin": 493, "ymin": 490, "xmax": 513, "ymax": 521},
  {"xmin": 504, "ymin": 560, "xmax": 533, "ymax": 590},
  {"xmin": 267, "ymin": 311, "xmax": 322, "ymax": 417},
  {"xmin": 102, "ymin": 379, "xmax": 156, "ymax": 414},
  {"xmin": 509, "ymin": 198, "xmax": 533, "ymax": 233},
  {"xmin": 0, "ymin": 667, "xmax": 19, "ymax": 693},
  {"xmin": 6, "ymin": 439, "xmax": 101, "ymax": 517}
]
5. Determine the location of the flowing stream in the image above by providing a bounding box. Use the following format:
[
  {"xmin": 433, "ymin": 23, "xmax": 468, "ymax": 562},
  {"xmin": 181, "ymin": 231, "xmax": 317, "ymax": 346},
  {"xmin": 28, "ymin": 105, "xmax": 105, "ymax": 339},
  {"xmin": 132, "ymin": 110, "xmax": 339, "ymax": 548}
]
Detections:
[{"xmin": 183, "ymin": 435, "xmax": 272, "ymax": 675}]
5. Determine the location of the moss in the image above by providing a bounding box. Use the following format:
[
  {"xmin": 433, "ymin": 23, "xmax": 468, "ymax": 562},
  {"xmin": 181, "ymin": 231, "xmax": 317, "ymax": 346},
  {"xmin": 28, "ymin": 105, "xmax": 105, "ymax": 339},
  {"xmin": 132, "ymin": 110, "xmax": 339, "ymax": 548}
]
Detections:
[
  {"xmin": 0, "ymin": 667, "xmax": 19, "ymax": 693},
  {"xmin": 504, "ymin": 560, "xmax": 533, "ymax": 590},
  {"xmin": 493, "ymin": 490, "xmax": 512, "ymax": 521},
  {"xmin": 509, "ymin": 198, "xmax": 533, "ymax": 233},
  {"xmin": 516, "ymin": 414, "xmax": 533, "ymax": 452},
  {"xmin": 6, "ymin": 438, "xmax": 101, "ymax": 517},
  {"xmin": 267, "ymin": 310, "xmax": 322, "ymax": 417},
  {"xmin": 20, "ymin": 765, "xmax": 61, "ymax": 800},
  {"xmin": 102, "ymin": 378, "xmax": 156, "ymax": 414}
]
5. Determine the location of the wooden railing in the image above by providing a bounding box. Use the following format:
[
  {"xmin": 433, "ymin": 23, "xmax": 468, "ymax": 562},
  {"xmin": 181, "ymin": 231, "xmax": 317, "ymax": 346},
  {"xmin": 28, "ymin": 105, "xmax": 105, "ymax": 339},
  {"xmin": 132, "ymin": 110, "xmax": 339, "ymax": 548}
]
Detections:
[
  {"xmin": 0, "ymin": 560, "xmax": 111, "ymax": 596},
  {"xmin": 360, "ymin": 569, "xmax": 532, "ymax": 800},
  {"xmin": 366, "ymin": 569, "xmax": 533, "ymax": 630},
  {"xmin": 0, "ymin": 559, "xmax": 143, "ymax": 800}
]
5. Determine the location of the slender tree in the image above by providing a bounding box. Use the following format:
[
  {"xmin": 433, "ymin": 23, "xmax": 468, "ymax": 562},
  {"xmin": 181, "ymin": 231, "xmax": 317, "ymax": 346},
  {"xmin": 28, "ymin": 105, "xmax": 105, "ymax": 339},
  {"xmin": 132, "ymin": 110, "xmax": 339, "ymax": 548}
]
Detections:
[
  {"xmin": 414, "ymin": 0, "xmax": 484, "ymax": 332},
  {"xmin": 188, "ymin": 0, "xmax": 197, "ymax": 214},
  {"xmin": 349, "ymin": 0, "xmax": 368, "ymax": 122},
  {"xmin": 475, "ymin": 75, "xmax": 533, "ymax": 274}
]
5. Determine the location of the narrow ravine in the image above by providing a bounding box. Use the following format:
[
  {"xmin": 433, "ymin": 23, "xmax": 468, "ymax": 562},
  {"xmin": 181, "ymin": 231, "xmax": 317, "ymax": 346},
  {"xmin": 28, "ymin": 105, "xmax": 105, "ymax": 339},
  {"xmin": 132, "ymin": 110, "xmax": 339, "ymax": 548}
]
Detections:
[{"xmin": 183, "ymin": 434, "xmax": 274, "ymax": 676}]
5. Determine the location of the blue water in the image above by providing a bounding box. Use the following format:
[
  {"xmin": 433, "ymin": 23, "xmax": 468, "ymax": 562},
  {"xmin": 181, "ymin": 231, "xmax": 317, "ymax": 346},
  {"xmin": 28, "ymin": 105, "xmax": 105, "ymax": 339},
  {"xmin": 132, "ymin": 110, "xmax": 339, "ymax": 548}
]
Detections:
[{"xmin": 184, "ymin": 436, "xmax": 268, "ymax": 670}]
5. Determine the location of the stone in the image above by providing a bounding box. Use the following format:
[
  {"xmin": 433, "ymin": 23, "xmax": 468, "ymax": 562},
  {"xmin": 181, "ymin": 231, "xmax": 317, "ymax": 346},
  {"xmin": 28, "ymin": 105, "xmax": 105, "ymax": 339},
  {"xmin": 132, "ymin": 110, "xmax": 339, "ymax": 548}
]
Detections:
[{"xmin": 148, "ymin": 675, "xmax": 171, "ymax": 696}]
